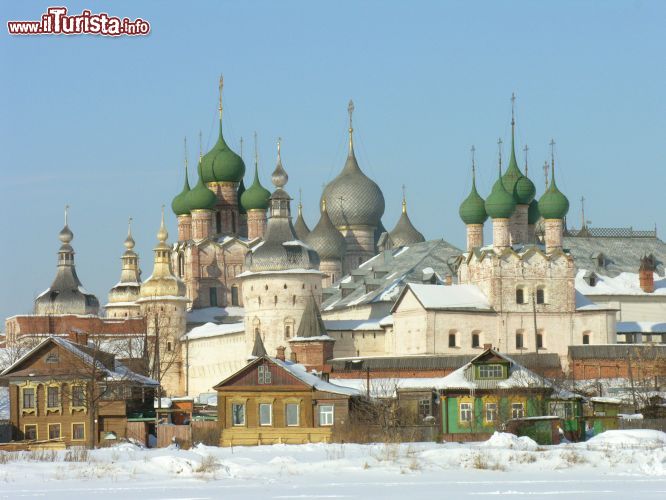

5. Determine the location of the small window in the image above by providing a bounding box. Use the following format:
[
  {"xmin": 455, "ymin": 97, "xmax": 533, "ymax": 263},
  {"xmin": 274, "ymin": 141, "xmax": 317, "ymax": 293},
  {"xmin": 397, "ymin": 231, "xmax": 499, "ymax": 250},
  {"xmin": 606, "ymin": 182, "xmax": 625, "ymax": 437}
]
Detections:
[
  {"xmin": 471, "ymin": 333, "xmax": 480, "ymax": 348},
  {"xmin": 283, "ymin": 284, "xmax": 287, "ymax": 289},
  {"xmin": 258, "ymin": 365, "xmax": 272, "ymax": 385},
  {"xmin": 167, "ymin": 341, "xmax": 173, "ymax": 352},
  {"xmin": 24, "ymin": 425, "xmax": 37, "ymax": 441},
  {"xmin": 448, "ymin": 333, "xmax": 456, "ymax": 348},
  {"xmin": 511, "ymin": 403, "xmax": 524, "ymax": 419},
  {"xmin": 259, "ymin": 403, "xmax": 272, "ymax": 426},
  {"xmin": 285, "ymin": 325, "xmax": 291, "ymax": 338},
  {"xmin": 583, "ymin": 333, "xmax": 590, "ymax": 345},
  {"xmin": 72, "ymin": 423, "xmax": 85, "ymax": 441},
  {"xmin": 485, "ymin": 403, "xmax": 497, "ymax": 422},
  {"xmin": 232, "ymin": 403, "xmax": 245, "ymax": 426},
  {"xmin": 516, "ymin": 333, "xmax": 524, "ymax": 349},
  {"xmin": 72, "ymin": 386, "xmax": 85, "ymax": 407},
  {"xmin": 47, "ymin": 386, "xmax": 60, "ymax": 408},
  {"xmin": 319, "ymin": 405, "xmax": 334, "ymax": 426},
  {"xmin": 459, "ymin": 402, "xmax": 472, "ymax": 422},
  {"xmin": 589, "ymin": 275, "xmax": 597, "ymax": 287},
  {"xmin": 536, "ymin": 333, "xmax": 544, "ymax": 349},
  {"xmin": 292, "ymin": 295, "xmax": 296, "ymax": 305},
  {"xmin": 516, "ymin": 288, "xmax": 525, "ymax": 304},
  {"xmin": 45, "ymin": 353, "xmax": 59, "ymax": 364},
  {"xmin": 231, "ymin": 286, "xmax": 239, "ymax": 307},
  {"xmin": 48, "ymin": 424, "xmax": 61, "ymax": 440},
  {"xmin": 274, "ymin": 295, "xmax": 278, "ymax": 305},
  {"xmin": 536, "ymin": 288, "xmax": 545, "ymax": 304},
  {"xmin": 478, "ymin": 364, "xmax": 503, "ymax": 379},
  {"xmin": 286, "ymin": 403, "xmax": 299, "ymax": 426},
  {"xmin": 22, "ymin": 388, "xmax": 35, "ymax": 409},
  {"xmin": 418, "ymin": 399, "xmax": 432, "ymax": 419},
  {"xmin": 209, "ymin": 287, "xmax": 218, "ymax": 307}
]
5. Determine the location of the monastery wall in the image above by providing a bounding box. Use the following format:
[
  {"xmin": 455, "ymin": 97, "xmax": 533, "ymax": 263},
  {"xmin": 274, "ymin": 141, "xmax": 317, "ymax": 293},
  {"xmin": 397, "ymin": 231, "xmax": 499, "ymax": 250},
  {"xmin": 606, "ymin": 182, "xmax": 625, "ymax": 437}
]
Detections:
[{"xmin": 185, "ymin": 330, "xmax": 246, "ymax": 396}]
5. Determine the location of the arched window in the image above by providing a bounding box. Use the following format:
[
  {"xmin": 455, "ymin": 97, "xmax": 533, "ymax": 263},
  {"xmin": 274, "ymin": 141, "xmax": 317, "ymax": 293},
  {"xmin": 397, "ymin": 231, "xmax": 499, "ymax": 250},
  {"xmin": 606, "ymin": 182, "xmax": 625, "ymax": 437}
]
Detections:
[
  {"xmin": 274, "ymin": 295, "xmax": 278, "ymax": 305},
  {"xmin": 536, "ymin": 332, "xmax": 544, "ymax": 349},
  {"xmin": 231, "ymin": 286, "xmax": 239, "ymax": 306},
  {"xmin": 177, "ymin": 253, "xmax": 185, "ymax": 278},
  {"xmin": 215, "ymin": 212, "xmax": 222, "ymax": 234},
  {"xmin": 285, "ymin": 325, "xmax": 291, "ymax": 337},
  {"xmin": 209, "ymin": 287, "xmax": 218, "ymax": 307},
  {"xmin": 582, "ymin": 332, "xmax": 590, "ymax": 345},
  {"xmin": 516, "ymin": 287, "xmax": 525, "ymax": 304},
  {"xmin": 283, "ymin": 284, "xmax": 287, "ymax": 289},
  {"xmin": 167, "ymin": 341, "xmax": 172, "ymax": 352},
  {"xmin": 292, "ymin": 295, "xmax": 296, "ymax": 305},
  {"xmin": 536, "ymin": 287, "xmax": 545, "ymax": 304},
  {"xmin": 471, "ymin": 332, "xmax": 480, "ymax": 348},
  {"xmin": 448, "ymin": 331, "xmax": 457, "ymax": 348},
  {"xmin": 516, "ymin": 331, "xmax": 524, "ymax": 349}
]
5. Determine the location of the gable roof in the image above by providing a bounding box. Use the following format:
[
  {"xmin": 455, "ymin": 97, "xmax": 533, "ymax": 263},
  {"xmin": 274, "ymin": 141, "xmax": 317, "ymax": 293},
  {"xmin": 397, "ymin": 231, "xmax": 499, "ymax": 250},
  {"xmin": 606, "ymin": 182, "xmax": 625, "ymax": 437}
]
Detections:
[
  {"xmin": 322, "ymin": 240, "xmax": 462, "ymax": 311},
  {"xmin": 392, "ymin": 283, "xmax": 493, "ymax": 313},
  {"xmin": 0, "ymin": 336, "xmax": 158, "ymax": 386},
  {"xmin": 214, "ymin": 355, "xmax": 361, "ymax": 396}
]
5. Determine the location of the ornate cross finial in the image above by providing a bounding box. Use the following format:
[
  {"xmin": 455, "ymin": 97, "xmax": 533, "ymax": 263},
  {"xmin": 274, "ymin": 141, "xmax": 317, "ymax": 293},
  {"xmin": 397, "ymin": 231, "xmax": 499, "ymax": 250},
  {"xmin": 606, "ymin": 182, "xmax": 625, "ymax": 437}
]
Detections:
[
  {"xmin": 497, "ymin": 138, "xmax": 503, "ymax": 173},
  {"xmin": 218, "ymin": 74, "xmax": 224, "ymax": 119},
  {"xmin": 128, "ymin": 216, "xmax": 133, "ymax": 236},
  {"xmin": 240, "ymin": 137, "xmax": 244, "ymax": 160},
  {"xmin": 298, "ymin": 188, "xmax": 303, "ymax": 209},
  {"xmin": 277, "ymin": 137, "xmax": 282, "ymax": 159},
  {"xmin": 401, "ymin": 184, "xmax": 407, "ymax": 214},
  {"xmin": 198, "ymin": 130, "xmax": 203, "ymax": 160},
  {"xmin": 348, "ymin": 99, "xmax": 355, "ymax": 150},
  {"xmin": 511, "ymin": 92, "xmax": 516, "ymax": 126},
  {"xmin": 254, "ymin": 131, "xmax": 258, "ymax": 167},
  {"xmin": 543, "ymin": 161, "xmax": 550, "ymax": 190},
  {"xmin": 580, "ymin": 196, "xmax": 586, "ymax": 229},
  {"xmin": 549, "ymin": 139, "xmax": 556, "ymax": 181},
  {"xmin": 523, "ymin": 144, "xmax": 529, "ymax": 175},
  {"xmin": 64, "ymin": 204, "xmax": 69, "ymax": 226},
  {"xmin": 470, "ymin": 145, "xmax": 476, "ymax": 177}
]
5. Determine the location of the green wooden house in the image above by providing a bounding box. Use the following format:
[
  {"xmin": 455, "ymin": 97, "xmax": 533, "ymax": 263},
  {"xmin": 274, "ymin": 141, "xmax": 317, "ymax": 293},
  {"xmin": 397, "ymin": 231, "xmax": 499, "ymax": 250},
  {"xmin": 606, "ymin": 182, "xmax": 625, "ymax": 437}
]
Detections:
[{"xmin": 438, "ymin": 349, "xmax": 576, "ymax": 444}]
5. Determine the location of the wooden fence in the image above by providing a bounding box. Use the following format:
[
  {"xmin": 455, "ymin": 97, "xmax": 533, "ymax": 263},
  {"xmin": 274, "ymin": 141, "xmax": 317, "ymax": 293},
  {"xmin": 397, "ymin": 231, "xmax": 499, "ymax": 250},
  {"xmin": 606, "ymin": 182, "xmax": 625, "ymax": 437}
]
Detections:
[
  {"xmin": 156, "ymin": 421, "xmax": 220, "ymax": 448},
  {"xmin": 618, "ymin": 418, "xmax": 666, "ymax": 432}
]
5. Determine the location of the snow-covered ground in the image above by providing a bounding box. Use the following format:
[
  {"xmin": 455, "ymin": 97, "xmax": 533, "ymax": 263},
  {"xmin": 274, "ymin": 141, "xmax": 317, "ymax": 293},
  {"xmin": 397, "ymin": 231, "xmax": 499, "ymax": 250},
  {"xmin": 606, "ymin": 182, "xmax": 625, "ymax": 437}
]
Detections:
[{"xmin": 1, "ymin": 431, "xmax": 666, "ymax": 499}]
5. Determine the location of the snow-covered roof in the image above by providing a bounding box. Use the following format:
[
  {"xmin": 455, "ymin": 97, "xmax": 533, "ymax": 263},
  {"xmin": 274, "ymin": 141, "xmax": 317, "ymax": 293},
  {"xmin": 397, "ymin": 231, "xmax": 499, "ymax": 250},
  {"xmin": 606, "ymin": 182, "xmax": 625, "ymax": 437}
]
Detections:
[
  {"xmin": 396, "ymin": 283, "xmax": 492, "ymax": 312},
  {"xmin": 273, "ymin": 358, "xmax": 361, "ymax": 396},
  {"xmin": 574, "ymin": 290, "xmax": 612, "ymax": 311},
  {"xmin": 617, "ymin": 321, "xmax": 666, "ymax": 333},
  {"xmin": 187, "ymin": 306, "xmax": 245, "ymax": 324},
  {"xmin": 576, "ymin": 270, "xmax": 666, "ymax": 296},
  {"xmin": 323, "ymin": 319, "xmax": 384, "ymax": 331},
  {"xmin": 182, "ymin": 322, "xmax": 245, "ymax": 341}
]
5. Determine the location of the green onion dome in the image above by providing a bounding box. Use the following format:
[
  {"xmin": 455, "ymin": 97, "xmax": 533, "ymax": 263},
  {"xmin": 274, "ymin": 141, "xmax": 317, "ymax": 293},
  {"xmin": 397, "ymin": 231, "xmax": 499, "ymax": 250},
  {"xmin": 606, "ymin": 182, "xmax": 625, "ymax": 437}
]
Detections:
[
  {"xmin": 171, "ymin": 164, "xmax": 191, "ymax": 216},
  {"xmin": 538, "ymin": 170, "xmax": 569, "ymax": 220},
  {"xmin": 240, "ymin": 162, "xmax": 271, "ymax": 211},
  {"xmin": 502, "ymin": 125, "xmax": 535, "ymax": 205},
  {"xmin": 459, "ymin": 171, "xmax": 487, "ymax": 225},
  {"xmin": 187, "ymin": 159, "xmax": 217, "ymax": 211},
  {"xmin": 485, "ymin": 163, "xmax": 516, "ymax": 219},
  {"xmin": 528, "ymin": 199, "xmax": 540, "ymax": 225},
  {"xmin": 514, "ymin": 174, "xmax": 536, "ymax": 205},
  {"xmin": 237, "ymin": 179, "xmax": 247, "ymax": 214},
  {"xmin": 201, "ymin": 119, "xmax": 246, "ymax": 183}
]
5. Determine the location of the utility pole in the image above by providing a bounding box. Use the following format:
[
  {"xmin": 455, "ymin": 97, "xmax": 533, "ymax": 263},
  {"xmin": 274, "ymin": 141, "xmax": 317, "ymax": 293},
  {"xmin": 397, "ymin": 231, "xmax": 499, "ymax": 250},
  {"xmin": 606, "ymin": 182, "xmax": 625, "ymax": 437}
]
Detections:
[{"xmin": 532, "ymin": 290, "xmax": 539, "ymax": 354}]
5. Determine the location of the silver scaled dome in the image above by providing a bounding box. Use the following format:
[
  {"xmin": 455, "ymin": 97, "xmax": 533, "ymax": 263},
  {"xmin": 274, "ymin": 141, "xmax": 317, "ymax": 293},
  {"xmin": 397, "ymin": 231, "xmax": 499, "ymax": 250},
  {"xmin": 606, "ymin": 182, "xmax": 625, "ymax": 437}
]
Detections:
[
  {"xmin": 246, "ymin": 141, "xmax": 320, "ymax": 272},
  {"xmin": 305, "ymin": 199, "xmax": 346, "ymax": 261},
  {"xmin": 321, "ymin": 101, "xmax": 385, "ymax": 228},
  {"xmin": 389, "ymin": 198, "xmax": 425, "ymax": 247}
]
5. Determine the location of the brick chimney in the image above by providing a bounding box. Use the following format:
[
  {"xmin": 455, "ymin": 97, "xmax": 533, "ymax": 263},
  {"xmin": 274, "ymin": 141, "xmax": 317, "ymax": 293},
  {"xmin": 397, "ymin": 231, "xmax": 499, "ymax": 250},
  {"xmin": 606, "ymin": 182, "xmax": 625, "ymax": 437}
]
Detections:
[
  {"xmin": 289, "ymin": 338, "xmax": 335, "ymax": 372},
  {"xmin": 67, "ymin": 330, "xmax": 88, "ymax": 346},
  {"xmin": 445, "ymin": 274, "xmax": 453, "ymax": 286},
  {"xmin": 639, "ymin": 255, "xmax": 655, "ymax": 293},
  {"xmin": 276, "ymin": 346, "xmax": 286, "ymax": 361}
]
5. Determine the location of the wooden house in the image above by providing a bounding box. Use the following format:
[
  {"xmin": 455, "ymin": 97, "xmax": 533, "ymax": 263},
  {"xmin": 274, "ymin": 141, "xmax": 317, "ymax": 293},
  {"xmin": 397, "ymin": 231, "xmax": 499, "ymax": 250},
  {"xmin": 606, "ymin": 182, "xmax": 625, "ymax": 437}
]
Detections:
[
  {"xmin": 0, "ymin": 335, "xmax": 158, "ymax": 447},
  {"xmin": 214, "ymin": 333, "xmax": 361, "ymax": 446}
]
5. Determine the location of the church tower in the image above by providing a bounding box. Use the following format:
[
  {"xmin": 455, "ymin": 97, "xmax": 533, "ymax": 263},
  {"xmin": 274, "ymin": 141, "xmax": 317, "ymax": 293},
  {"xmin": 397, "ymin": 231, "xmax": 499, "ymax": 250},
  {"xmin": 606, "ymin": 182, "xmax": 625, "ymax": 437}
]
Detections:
[
  {"xmin": 105, "ymin": 218, "xmax": 142, "ymax": 318},
  {"xmin": 200, "ymin": 76, "xmax": 246, "ymax": 236},
  {"xmin": 485, "ymin": 139, "xmax": 516, "ymax": 251},
  {"xmin": 459, "ymin": 146, "xmax": 488, "ymax": 251},
  {"xmin": 321, "ymin": 101, "xmax": 385, "ymax": 273},
  {"xmin": 137, "ymin": 208, "xmax": 189, "ymax": 396},
  {"xmin": 240, "ymin": 132, "xmax": 271, "ymax": 241},
  {"xmin": 538, "ymin": 141, "xmax": 570, "ymax": 253},
  {"xmin": 242, "ymin": 139, "xmax": 323, "ymax": 359},
  {"xmin": 306, "ymin": 199, "xmax": 346, "ymax": 288}
]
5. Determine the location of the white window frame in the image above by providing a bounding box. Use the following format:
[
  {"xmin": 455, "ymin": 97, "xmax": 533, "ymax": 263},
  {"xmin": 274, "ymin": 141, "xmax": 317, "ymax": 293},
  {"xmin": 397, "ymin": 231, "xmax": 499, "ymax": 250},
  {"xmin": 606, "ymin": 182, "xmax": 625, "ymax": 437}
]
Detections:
[
  {"xmin": 231, "ymin": 403, "xmax": 246, "ymax": 426},
  {"xmin": 286, "ymin": 403, "xmax": 299, "ymax": 427},
  {"xmin": 258, "ymin": 365, "xmax": 272, "ymax": 385},
  {"xmin": 259, "ymin": 403, "xmax": 273, "ymax": 426},
  {"xmin": 459, "ymin": 402, "xmax": 472, "ymax": 422},
  {"xmin": 478, "ymin": 364, "xmax": 503, "ymax": 379},
  {"xmin": 485, "ymin": 402, "xmax": 497, "ymax": 422},
  {"xmin": 511, "ymin": 402, "xmax": 524, "ymax": 419},
  {"xmin": 319, "ymin": 404, "xmax": 334, "ymax": 426}
]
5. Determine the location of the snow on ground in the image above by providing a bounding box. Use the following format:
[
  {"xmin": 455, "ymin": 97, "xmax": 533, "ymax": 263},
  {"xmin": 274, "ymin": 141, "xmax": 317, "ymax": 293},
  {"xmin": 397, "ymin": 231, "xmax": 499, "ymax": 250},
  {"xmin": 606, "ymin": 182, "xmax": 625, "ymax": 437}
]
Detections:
[{"xmin": 0, "ymin": 431, "xmax": 666, "ymax": 498}]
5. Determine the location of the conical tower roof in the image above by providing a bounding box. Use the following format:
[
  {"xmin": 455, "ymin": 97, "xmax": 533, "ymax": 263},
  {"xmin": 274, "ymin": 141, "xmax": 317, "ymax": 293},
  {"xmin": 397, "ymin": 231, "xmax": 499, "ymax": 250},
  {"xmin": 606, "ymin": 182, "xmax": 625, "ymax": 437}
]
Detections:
[
  {"xmin": 389, "ymin": 195, "xmax": 425, "ymax": 247},
  {"xmin": 294, "ymin": 201, "xmax": 311, "ymax": 241},
  {"xmin": 294, "ymin": 294, "xmax": 328, "ymax": 338},
  {"xmin": 502, "ymin": 96, "xmax": 535, "ymax": 205},
  {"xmin": 485, "ymin": 141, "xmax": 517, "ymax": 219},
  {"xmin": 251, "ymin": 329, "xmax": 268, "ymax": 358},
  {"xmin": 305, "ymin": 199, "xmax": 346, "ymax": 261}
]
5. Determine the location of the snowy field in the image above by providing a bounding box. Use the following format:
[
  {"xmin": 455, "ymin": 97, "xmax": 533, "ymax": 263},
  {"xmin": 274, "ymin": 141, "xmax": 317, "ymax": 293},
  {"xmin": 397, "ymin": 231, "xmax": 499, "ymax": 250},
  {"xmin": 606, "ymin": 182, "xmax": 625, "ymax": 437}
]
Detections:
[{"xmin": 1, "ymin": 431, "xmax": 666, "ymax": 499}]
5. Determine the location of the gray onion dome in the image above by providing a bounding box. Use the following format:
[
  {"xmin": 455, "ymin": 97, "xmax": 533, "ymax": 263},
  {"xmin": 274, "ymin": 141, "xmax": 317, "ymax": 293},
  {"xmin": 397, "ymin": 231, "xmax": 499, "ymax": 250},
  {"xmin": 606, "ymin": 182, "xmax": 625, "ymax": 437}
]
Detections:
[
  {"xmin": 389, "ymin": 198, "xmax": 425, "ymax": 247},
  {"xmin": 305, "ymin": 199, "xmax": 346, "ymax": 261}
]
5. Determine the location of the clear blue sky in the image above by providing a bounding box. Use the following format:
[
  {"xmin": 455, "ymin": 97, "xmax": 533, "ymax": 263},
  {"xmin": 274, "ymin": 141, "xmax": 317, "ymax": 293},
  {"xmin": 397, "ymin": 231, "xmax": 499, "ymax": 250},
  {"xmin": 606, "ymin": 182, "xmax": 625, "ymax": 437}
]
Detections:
[{"xmin": 1, "ymin": 0, "xmax": 665, "ymax": 324}]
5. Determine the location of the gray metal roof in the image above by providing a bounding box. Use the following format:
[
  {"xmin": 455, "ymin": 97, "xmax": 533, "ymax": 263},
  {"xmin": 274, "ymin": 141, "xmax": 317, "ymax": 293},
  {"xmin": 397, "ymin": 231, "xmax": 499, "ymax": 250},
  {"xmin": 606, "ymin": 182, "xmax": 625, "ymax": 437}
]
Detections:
[
  {"xmin": 322, "ymin": 239, "xmax": 462, "ymax": 311},
  {"xmin": 305, "ymin": 206, "xmax": 346, "ymax": 261},
  {"xmin": 388, "ymin": 210, "xmax": 425, "ymax": 248},
  {"xmin": 564, "ymin": 228, "xmax": 666, "ymax": 277},
  {"xmin": 569, "ymin": 344, "xmax": 666, "ymax": 360},
  {"xmin": 329, "ymin": 352, "xmax": 561, "ymax": 372}
]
